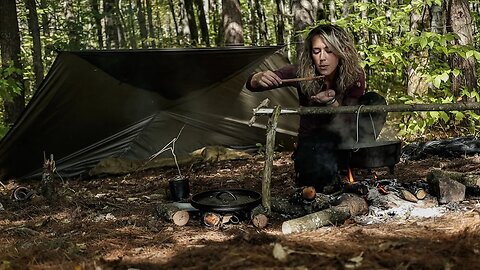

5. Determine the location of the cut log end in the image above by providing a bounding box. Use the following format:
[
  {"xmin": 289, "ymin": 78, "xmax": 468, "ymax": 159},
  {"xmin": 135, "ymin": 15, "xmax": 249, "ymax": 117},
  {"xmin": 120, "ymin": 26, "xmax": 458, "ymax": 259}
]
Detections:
[
  {"xmin": 172, "ymin": 210, "xmax": 190, "ymax": 226},
  {"xmin": 301, "ymin": 186, "xmax": 317, "ymax": 200},
  {"xmin": 281, "ymin": 222, "xmax": 293, "ymax": 235},
  {"xmin": 252, "ymin": 214, "xmax": 268, "ymax": 229},
  {"xmin": 157, "ymin": 203, "xmax": 190, "ymax": 226},
  {"xmin": 415, "ymin": 188, "xmax": 427, "ymax": 200}
]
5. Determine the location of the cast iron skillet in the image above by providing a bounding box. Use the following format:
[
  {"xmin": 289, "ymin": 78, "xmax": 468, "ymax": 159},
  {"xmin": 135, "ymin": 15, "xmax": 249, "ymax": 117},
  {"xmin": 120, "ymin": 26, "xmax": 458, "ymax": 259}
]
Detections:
[
  {"xmin": 337, "ymin": 140, "xmax": 402, "ymax": 172},
  {"xmin": 190, "ymin": 188, "xmax": 262, "ymax": 213}
]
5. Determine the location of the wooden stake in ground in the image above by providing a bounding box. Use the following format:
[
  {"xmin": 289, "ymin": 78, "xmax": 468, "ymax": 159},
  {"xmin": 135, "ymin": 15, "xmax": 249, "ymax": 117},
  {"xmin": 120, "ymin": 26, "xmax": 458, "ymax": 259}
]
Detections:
[
  {"xmin": 156, "ymin": 203, "xmax": 190, "ymax": 226},
  {"xmin": 262, "ymin": 105, "xmax": 281, "ymax": 214},
  {"xmin": 281, "ymin": 193, "xmax": 368, "ymax": 234}
]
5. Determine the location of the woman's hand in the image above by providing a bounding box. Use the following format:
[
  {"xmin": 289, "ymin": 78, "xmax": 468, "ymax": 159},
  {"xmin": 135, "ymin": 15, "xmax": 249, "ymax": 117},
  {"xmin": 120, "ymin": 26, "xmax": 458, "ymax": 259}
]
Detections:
[
  {"xmin": 310, "ymin": 89, "xmax": 337, "ymax": 105},
  {"xmin": 250, "ymin": 71, "xmax": 282, "ymax": 88}
]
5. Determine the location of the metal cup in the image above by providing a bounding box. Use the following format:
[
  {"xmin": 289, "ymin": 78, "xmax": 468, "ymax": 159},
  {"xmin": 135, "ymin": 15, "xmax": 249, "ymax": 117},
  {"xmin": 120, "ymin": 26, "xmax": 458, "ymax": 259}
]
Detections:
[{"xmin": 168, "ymin": 177, "xmax": 190, "ymax": 201}]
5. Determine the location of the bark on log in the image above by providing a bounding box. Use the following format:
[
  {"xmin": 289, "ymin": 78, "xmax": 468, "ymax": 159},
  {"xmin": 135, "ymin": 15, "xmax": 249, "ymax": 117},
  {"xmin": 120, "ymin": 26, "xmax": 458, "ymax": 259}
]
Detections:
[
  {"xmin": 262, "ymin": 105, "xmax": 281, "ymax": 214},
  {"xmin": 156, "ymin": 203, "xmax": 190, "ymax": 226},
  {"xmin": 254, "ymin": 102, "xmax": 480, "ymax": 116},
  {"xmin": 282, "ymin": 193, "xmax": 368, "ymax": 234},
  {"xmin": 250, "ymin": 205, "xmax": 268, "ymax": 229},
  {"xmin": 271, "ymin": 197, "xmax": 308, "ymax": 217}
]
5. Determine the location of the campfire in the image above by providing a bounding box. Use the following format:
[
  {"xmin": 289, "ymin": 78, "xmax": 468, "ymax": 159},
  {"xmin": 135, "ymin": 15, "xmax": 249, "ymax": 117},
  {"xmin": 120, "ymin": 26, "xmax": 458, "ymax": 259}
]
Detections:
[{"xmin": 156, "ymin": 164, "xmax": 477, "ymax": 234}]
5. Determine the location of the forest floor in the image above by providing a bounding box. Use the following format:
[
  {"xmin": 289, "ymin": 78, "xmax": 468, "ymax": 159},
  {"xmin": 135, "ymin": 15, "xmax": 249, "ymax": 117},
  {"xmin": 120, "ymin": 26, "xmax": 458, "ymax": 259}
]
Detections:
[{"xmin": 1, "ymin": 150, "xmax": 480, "ymax": 270}]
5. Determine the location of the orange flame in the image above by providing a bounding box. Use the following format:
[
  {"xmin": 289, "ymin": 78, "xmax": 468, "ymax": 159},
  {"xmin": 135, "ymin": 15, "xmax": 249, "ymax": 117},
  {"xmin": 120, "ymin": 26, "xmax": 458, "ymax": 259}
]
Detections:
[{"xmin": 347, "ymin": 168, "xmax": 355, "ymax": 183}]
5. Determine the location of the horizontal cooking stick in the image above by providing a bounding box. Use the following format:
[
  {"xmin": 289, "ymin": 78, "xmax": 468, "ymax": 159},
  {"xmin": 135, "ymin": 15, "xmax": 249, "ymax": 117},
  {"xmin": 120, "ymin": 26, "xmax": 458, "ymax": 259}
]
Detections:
[{"xmin": 281, "ymin": 76, "xmax": 324, "ymax": 83}]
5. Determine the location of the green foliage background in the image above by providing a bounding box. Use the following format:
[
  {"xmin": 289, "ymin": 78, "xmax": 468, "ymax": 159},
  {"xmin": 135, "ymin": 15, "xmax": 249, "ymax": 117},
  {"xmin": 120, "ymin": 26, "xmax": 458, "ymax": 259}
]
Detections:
[{"xmin": 1, "ymin": 0, "xmax": 479, "ymax": 141}]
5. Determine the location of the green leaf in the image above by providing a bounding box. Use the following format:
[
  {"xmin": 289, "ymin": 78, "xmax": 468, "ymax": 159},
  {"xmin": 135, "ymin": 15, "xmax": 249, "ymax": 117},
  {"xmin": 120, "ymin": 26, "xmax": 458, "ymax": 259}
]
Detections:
[
  {"xmin": 439, "ymin": 72, "xmax": 449, "ymax": 82},
  {"xmin": 433, "ymin": 76, "xmax": 442, "ymax": 88},
  {"xmin": 439, "ymin": 112, "xmax": 450, "ymax": 123},
  {"xmin": 420, "ymin": 37, "xmax": 428, "ymax": 49},
  {"xmin": 452, "ymin": 69, "xmax": 461, "ymax": 77},
  {"xmin": 466, "ymin": 50, "xmax": 474, "ymax": 59}
]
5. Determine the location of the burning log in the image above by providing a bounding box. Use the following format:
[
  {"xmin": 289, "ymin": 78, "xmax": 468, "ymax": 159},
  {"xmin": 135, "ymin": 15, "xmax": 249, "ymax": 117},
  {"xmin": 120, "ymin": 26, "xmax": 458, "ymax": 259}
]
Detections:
[
  {"xmin": 281, "ymin": 193, "xmax": 368, "ymax": 234},
  {"xmin": 342, "ymin": 182, "xmax": 369, "ymax": 196},
  {"xmin": 156, "ymin": 203, "xmax": 190, "ymax": 226}
]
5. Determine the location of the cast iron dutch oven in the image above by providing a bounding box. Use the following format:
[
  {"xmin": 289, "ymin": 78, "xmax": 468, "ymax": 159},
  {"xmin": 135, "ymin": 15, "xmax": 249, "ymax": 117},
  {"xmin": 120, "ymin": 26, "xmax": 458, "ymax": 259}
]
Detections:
[
  {"xmin": 190, "ymin": 188, "xmax": 262, "ymax": 213},
  {"xmin": 337, "ymin": 140, "xmax": 402, "ymax": 172}
]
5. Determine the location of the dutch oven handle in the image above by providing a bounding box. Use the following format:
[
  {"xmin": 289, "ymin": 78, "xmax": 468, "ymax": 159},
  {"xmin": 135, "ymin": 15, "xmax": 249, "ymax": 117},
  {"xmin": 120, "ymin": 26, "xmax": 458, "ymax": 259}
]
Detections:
[{"xmin": 215, "ymin": 190, "xmax": 237, "ymax": 203}]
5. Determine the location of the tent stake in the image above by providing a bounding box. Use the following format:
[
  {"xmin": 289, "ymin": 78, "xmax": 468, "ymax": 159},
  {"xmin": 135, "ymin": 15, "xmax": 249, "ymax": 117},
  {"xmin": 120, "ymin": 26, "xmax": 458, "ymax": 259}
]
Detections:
[{"xmin": 262, "ymin": 105, "xmax": 281, "ymax": 214}]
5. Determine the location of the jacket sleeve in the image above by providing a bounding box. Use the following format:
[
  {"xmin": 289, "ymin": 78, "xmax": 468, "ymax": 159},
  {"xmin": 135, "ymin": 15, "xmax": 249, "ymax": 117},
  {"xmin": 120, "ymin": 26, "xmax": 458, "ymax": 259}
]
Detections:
[{"xmin": 343, "ymin": 72, "xmax": 366, "ymax": 106}]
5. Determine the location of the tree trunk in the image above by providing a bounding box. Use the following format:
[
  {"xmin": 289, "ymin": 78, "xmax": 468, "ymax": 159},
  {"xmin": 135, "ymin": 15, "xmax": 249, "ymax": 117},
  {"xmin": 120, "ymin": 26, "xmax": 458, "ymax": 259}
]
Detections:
[
  {"xmin": 184, "ymin": 0, "xmax": 199, "ymax": 45},
  {"xmin": 255, "ymin": 0, "xmax": 269, "ymax": 45},
  {"xmin": 0, "ymin": 0, "xmax": 25, "ymax": 125},
  {"xmin": 40, "ymin": 0, "xmax": 50, "ymax": 36},
  {"xmin": 104, "ymin": 0, "xmax": 118, "ymax": 49},
  {"xmin": 25, "ymin": 0, "xmax": 44, "ymax": 88},
  {"xmin": 90, "ymin": 0, "xmax": 104, "ymax": 49},
  {"xmin": 127, "ymin": 0, "xmax": 138, "ymax": 48},
  {"xmin": 146, "ymin": 0, "xmax": 156, "ymax": 47},
  {"xmin": 341, "ymin": 0, "xmax": 353, "ymax": 18},
  {"xmin": 292, "ymin": 0, "xmax": 317, "ymax": 61},
  {"xmin": 178, "ymin": 0, "xmax": 191, "ymax": 45},
  {"xmin": 136, "ymin": 0, "xmax": 149, "ymax": 48},
  {"xmin": 407, "ymin": 5, "xmax": 428, "ymax": 97},
  {"xmin": 248, "ymin": 0, "xmax": 258, "ymax": 45},
  {"xmin": 275, "ymin": 0, "xmax": 286, "ymax": 45},
  {"xmin": 447, "ymin": 0, "xmax": 477, "ymax": 97},
  {"xmin": 64, "ymin": 0, "xmax": 81, "ymax": 49},
  {"xmin": 212, "ymin": 0, "xmax": 223, "ymax": 46},
  {"xmin": 167, "ymin": 0, "xmax": 181, "ymax": 45},
  {"xmin": 222, "ymin": 0, "xmax": 244, "ymax": 45},
  {"xmin": 114, "ymin": 1, "xmax": 127, "ymax": 48},
  {"xmin": 194, "ymin": 0, "xmax": 210, "ymax": 46}
]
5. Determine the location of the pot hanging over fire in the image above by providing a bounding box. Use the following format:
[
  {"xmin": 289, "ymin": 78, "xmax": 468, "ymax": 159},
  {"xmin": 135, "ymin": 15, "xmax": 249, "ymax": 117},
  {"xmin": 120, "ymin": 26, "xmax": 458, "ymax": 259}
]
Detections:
[{"xmin": 337, "ymin": 140, "xmax": 402, "ymax": 173}]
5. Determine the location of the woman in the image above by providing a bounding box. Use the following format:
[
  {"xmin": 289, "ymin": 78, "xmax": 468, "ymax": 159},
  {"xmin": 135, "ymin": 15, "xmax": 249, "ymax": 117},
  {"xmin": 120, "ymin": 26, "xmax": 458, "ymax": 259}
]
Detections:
[{"xmin": 246, "ymin": 24, "xmax": 386, "ymax": 193}]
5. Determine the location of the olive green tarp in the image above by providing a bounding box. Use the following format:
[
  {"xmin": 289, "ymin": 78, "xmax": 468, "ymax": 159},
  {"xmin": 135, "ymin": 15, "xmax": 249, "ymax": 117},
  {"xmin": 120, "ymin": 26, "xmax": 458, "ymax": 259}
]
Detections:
[{"xmin": 0, "ymin": 47, "xmax": 299, "ymax": 180}]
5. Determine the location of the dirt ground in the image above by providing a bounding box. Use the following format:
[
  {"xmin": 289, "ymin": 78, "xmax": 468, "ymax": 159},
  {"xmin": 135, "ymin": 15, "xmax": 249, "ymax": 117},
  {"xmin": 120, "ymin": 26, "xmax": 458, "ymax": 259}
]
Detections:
[{"xmin": 1, "ymin": 151, "xmax": 480, "ymax": 270}]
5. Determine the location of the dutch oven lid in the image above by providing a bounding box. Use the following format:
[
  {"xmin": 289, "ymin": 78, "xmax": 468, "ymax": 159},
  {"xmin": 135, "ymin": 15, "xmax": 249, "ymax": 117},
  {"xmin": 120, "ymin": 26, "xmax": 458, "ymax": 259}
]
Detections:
[{"xmin": 190, "ymin": 188, "xmax": 262, "ymax": 212}]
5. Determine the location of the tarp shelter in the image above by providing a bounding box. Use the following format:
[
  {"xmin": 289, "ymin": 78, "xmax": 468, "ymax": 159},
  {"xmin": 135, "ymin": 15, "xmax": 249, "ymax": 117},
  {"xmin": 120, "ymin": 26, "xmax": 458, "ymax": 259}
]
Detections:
[{"xmin": 0, "ymin": 47, "xmax": 299, "ymax": 180}]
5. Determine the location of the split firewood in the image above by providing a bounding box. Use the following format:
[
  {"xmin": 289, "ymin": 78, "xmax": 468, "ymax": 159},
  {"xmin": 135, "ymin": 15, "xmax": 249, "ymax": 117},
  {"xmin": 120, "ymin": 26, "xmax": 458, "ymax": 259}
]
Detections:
[
  {"xmin": 282, "ymin": 193, "xmax": 368, "ymax": 234},
  {"xmin": 250, "ymin": 205, "xmax": 269, "ymax": 229},
  {"xmin": 203, "ymin": 212, "xmax": 222, "ymax": 227},
  {"xmin": 156, "ymin": 203, "xmax": 190, "ymax": 226},
  {"xmin": 399, "ymin": 189, "xmax": 418, "ymax": 203}
]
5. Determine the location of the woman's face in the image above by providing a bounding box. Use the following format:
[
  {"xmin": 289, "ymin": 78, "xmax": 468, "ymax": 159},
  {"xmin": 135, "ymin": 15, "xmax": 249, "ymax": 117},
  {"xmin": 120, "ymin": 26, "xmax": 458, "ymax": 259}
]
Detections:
[{"xmin": 311, "ymin": 35, "xmax": 339, "ymax": 78}]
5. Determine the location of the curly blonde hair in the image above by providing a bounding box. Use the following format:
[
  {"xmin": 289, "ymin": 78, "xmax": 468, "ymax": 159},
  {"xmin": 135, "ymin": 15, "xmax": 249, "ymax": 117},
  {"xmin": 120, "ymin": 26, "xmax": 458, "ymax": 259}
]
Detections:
[{"xmin": 297, "ymin": 24, "xmax": 363, "ymax": 103}]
